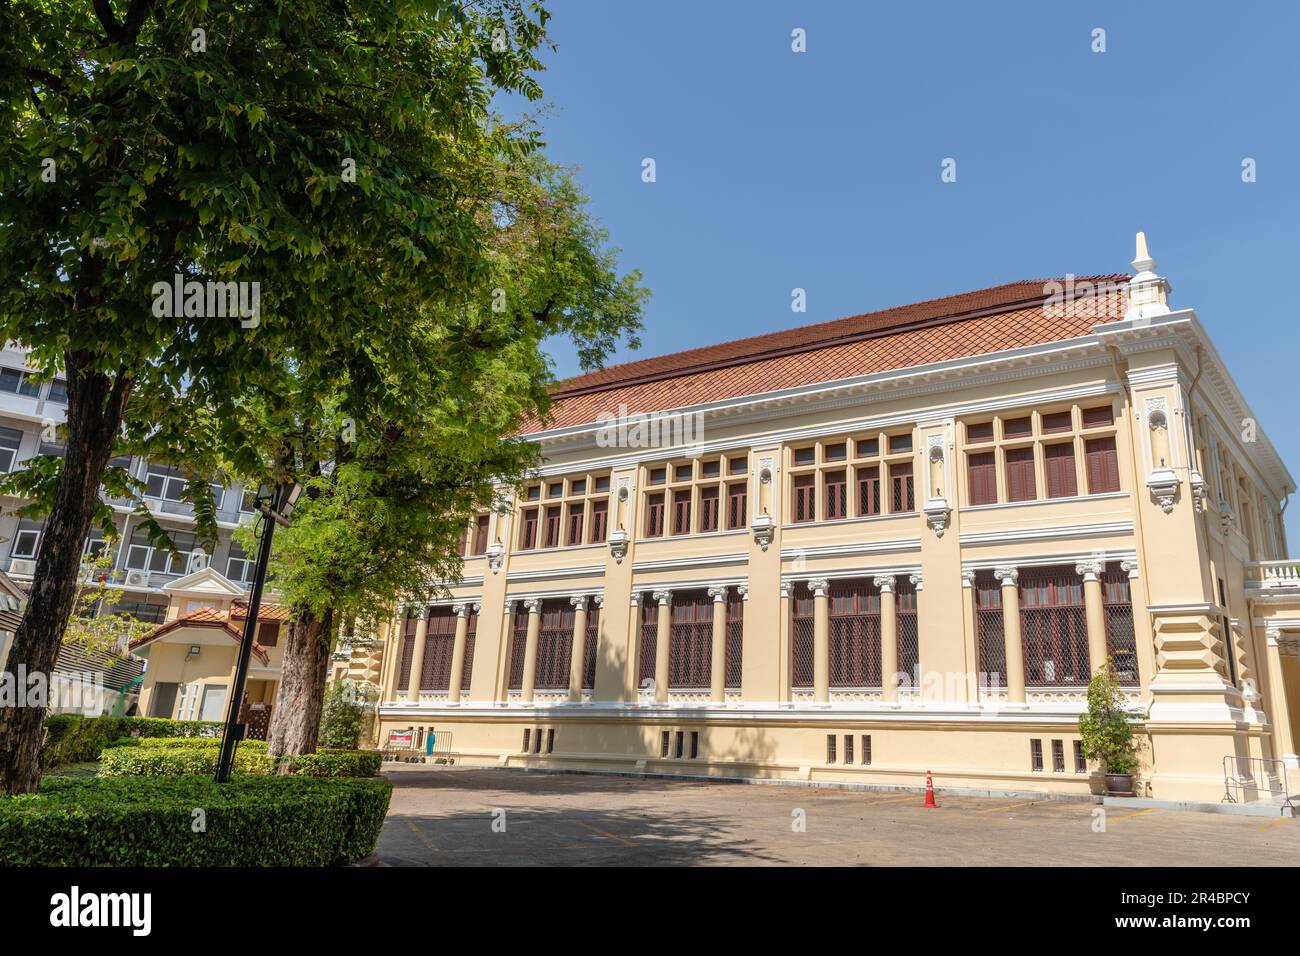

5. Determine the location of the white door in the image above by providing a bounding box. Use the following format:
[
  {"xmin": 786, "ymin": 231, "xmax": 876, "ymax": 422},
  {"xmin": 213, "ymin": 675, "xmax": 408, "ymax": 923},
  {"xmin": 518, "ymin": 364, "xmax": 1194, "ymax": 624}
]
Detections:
[{"xmin": 199, "ymin": 684, "xmax": 228, "ymax": 722}]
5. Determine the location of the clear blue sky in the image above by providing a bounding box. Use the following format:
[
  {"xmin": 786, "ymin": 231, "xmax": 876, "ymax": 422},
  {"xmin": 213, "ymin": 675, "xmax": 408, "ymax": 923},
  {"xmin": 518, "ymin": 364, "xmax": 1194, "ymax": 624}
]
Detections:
[{"xmin": 504, "ymin": 0, "xmax": 1300, "ymax": 539}]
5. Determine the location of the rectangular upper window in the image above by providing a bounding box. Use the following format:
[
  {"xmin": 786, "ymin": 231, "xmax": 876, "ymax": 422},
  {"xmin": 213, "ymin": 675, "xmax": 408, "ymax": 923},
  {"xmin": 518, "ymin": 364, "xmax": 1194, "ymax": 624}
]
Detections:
[
  {"xmin": 1041, "ymin": 411, "xmax": 1073, "ymax": 434},
  {"xmin": 793, "ymin": 474, "xmax": 815, "ymax": 523},
  {"xmin": 1005, "ymin": 447, "xmax": 1037, "ymax": 501},
  {"xmin": 1081, "ymin": 405, "xmax": 1114, "ymax": 428},
  {"xmin": 967, "ymin": 421, "xmax": 994, "ymax": 443},
  {"xmin": 793, "ymin": 447, "xmax": 815, "ymax": 466},
  {"xmin": 1044, "ymin": 442, "xmax": 1078, "ymax": 499},
  {"xmin": 1003, "ymin": 416, "xmax": 1032, "ymax": 440},
  {"xmin": 888, "ymin": 434, "xmax": 913, "ymax": 454}
]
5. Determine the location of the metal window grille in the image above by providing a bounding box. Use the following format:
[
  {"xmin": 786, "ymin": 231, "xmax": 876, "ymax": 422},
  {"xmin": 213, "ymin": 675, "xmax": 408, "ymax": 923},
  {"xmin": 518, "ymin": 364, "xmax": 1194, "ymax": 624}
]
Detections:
[
  {"xmin": 507, "ymin": 611, "xmax": 529, "ymax": 690},
  {"xmin": 590, "ymin": 499, "xmax": 609, "ymax": 543},
  {"xmin": 420, "ymin": 607, "xmax": 458, "ymax": 691},
  {"xmin": 671, "ymin": 490, "xmax": 692, "ymax": 535},
  {"xmin": 646, "ymin": 493, "xmax": 664, "ymax": 537},
  {"xmin": 660, "ymin": 731, "xmax": 670, "ymax": 757},
  {"xmin": 582, "ymin": 608, "xmax": 599, "ymax": 690},
  {"xmin": 791, "ymin": 583, "xmax": 815, "ymax": 689},
  {"xmin": 856, "ymin": 465, "xmax": 881, "ymax": 516},
  {"xmin": 674, "ymin": 731, "xmax": 684, "ymax": 759},
  {"xmin": 727, "ymin": 483, "xmax": 747, "ymax": 529},
  {"xmin": 1019, "ymin": 566, "xmax": 1090, "ymax": 686},
  {"xmin": 890, "ymin": 462, "xmax": 914, "ymax": 512},
  {"xmin": 844, "ymin": 734, "xmax": 854, "ymax": 764},
  {"xmin": 461, "ymin": 612, "xmax": 476, "ymax": 691},
  {"xmin": 825, "ymin": 470, "xmax": 848, "ymax": 519},
  {"xmin": 699, "ymin": 486, "xmax": 720, "ymax": 532},
  {"xmin": 861, "ymin": 734, "xmax": 872, "ymax": 765},
  {"xmin": 896, "ymin": 577, "xmax": 919, "ymax": 688},
  {"xmin": 690, "ymin": 731, "xmax": 699, "ymax": 759},
  {"xmin": 725, "ymin": 592, "xmax": 744, "ymax": 688},
  {"xmin": 1030, "ymin": 738, "xmax": 1043, "ymax": 772},
  {"xmin": 826, "ymin": 734, "xmax": 837, "ymax": 764},
  {"xmin": 638, "ymin": 600, "xmax": 658, "ymax": 686},
  {"xmin": 533, "ymin": 728, "xmax": 542, "ymax": 754},
  {"xmin": 1101, "ymin": 563, "xmax": 1139, "ymax": 686},
  {"xmin": 522, "ymin": 729, "xmax": 531, "ymax": 753},
  {"xmin": 566, "ymin": 506, "xmax": 584, "ymax": 545},
  {"xmin": 974, "ymin": 570, "xmax": 1007, "ymax": 688},
  {"xmin": 669, "ymin": 591, "xmax": 713, "ymax": 688},
  {"xmin": 534, "ymin": 599, "xmax": 574, "ymax": 689},
  {"xmin": 829, "ymin": 578, "xmax": 881, "ymax": 688},
  {"xmin": 1074, "ymin": 740, "xmax": 1087, "ymax": 773},
  {"xmin": 1219, "ymin": 578, "xmax": 1238, "ymax": 686},
  {"xmin": 793, "ymin": 474, "xmax": 815, "ymax": 522},
  {"xmin": 546, "ymin": 729, "xmax": 555, "ymax": 754},
  {"xmin": 1052, "ymin": 739, "xmax": 1065, "ymax": 772}
]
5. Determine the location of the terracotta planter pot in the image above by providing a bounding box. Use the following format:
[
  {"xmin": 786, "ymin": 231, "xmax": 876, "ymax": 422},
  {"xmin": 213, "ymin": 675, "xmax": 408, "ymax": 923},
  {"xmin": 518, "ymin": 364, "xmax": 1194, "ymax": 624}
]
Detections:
[{"xmin": 1104, "ymin": 773, "xmax": 1135, "ymax": 796}]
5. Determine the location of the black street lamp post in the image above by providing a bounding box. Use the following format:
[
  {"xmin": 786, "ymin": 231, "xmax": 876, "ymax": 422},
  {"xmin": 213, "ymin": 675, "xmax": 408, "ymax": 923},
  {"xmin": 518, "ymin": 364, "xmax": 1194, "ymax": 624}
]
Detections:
[{"xmin": 214, "ymin": 481, "xmax": 301, "ymax": 784}]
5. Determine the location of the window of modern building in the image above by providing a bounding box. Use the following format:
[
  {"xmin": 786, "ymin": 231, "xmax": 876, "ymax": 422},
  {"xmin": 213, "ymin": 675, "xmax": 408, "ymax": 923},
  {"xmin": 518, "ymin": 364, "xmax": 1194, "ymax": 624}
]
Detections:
[
  {"xmin": 0, "ymin": 426, "xmax": 22, "ymax": 473},
  {"xmin": 10, "ymin": 519, "xmax": 43, "ymax": 559}
]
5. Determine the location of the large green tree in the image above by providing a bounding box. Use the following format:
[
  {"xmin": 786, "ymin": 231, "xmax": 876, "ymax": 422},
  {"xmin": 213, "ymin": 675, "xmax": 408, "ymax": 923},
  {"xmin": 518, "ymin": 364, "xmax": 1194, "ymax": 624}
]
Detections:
[
  {"xmin": 249, "ymin": 157, "xmax": 645, "ymax": 757},
  {"xmin": 0, "ymin": 0, "xmax": 572, "ymax": 793}
]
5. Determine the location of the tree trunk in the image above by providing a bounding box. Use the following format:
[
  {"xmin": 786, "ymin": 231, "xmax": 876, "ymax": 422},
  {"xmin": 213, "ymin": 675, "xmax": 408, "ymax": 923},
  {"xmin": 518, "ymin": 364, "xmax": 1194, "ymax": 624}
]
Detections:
[
  {"xmin": 265, "ymin": 607, "xmax": 335, "ymax": 758},
  {"xmin": 0, "ymin": 353, "xmax": 131, "ymax": 794}
]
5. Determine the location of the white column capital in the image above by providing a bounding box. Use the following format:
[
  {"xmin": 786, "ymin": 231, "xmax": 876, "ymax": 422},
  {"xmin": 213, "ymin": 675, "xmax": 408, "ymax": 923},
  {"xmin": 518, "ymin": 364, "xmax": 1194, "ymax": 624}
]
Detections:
[
  {"xmin": 808, "ymin": 578, "xmax": 830, "ymax": 597},
  {"xmin": 522, "ymin": 598, "xmax": 543, "ymax": 614},
  {"xmin": 994, "ymin": 566, "xmax": 1019, "ymax": 586},
  {"xmin": 503, "ymin": 598, "xmax": 516, "ymax": 614},
  {"xmin": 592, "ymin": 594, "xmax": 605, "ymax": 609},
  {"xmin": 872, "ymin": 574, "xmax": 894, "ymax": 593},
  {"xmin": 707, "ymin": 585, "xmax": 729, "ymax": 603},
  {"xmin": 653, "ymin": 589, "xmax": 673, "ymax": 606},
  {"xmin": 1120, "ymin": 559, "xmax": 1139, "ymax": 579},
  {"xmin": 1266, "ymin": 627, "xmax": 1282, "ymax": 646},
  {"xmin": 569, "ymin": 595, "xmax": 589, "ymax": 610},
  {"xmin": 471, "ymin": 601, "xmax": 482, "ymax": 614},
  {"xmin": 737, "ymin": 584, "xmax": 749, "ymax": 602},
  {"xmin": 961, "ymin": 569, "xmax": 976, "ymax": 588},
  {"xmin": 1075, "ymin": 561, "xmax": 1103, "ymax": 582},
  {"xmin": 908, "ymin": 573, "xmax": 923, "ymax": 592},
  {"xmin": 452, "ymin": 603, "xmax": 471, "ymax": 618}
]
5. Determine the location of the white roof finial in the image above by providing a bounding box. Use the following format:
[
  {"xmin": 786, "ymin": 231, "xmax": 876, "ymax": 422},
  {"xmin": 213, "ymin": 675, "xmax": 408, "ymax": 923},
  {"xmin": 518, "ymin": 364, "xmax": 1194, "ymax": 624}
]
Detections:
[
  {"xmin": 1132, "ymin": 231, "xmax": 1155, "ymax": 274},
  {"xmin": 1125, "ymin": 230, "xmax": 1171, "ymax": 322}
]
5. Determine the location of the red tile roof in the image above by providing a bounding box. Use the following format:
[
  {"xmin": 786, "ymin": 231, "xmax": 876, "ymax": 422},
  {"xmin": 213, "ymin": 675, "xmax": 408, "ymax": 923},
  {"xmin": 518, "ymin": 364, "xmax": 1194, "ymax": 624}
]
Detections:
[
  {"xmin": 524, "ymin": 276, "xmax": 1128, "ymax": 433},
  {"xmin": 130, "ymin": 606, "xmax": 271, "ymax": 664},
  {"xmin": 230, "ymin": 601, "xmax": 289, "ymax": 622}
]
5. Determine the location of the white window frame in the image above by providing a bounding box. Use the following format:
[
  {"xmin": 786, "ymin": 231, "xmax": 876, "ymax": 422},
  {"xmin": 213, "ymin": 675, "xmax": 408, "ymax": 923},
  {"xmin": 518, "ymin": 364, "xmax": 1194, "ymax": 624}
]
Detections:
[{"xmin": 11, "ymin": 528, "xmax": 41, "ymax": 559}]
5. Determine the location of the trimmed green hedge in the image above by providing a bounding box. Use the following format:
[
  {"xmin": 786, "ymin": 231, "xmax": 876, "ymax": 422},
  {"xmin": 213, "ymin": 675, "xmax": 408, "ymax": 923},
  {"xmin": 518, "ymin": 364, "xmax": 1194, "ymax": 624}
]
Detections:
[
  {"xmin": 0, "ymin": 776, "xmax": 392, "ymax": 866},
  {"xmin": 98, "ymin": 739, "xmax": 380, "ymax": 778},
  {"xmin": 43, "ymin": 715, "xmax": 223, "ymax": 767}
]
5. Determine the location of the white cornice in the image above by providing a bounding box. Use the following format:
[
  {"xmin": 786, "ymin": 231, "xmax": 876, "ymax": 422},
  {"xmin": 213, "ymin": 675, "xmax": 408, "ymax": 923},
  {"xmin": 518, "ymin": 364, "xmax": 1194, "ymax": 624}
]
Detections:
[
  {"xmin": 779, "ymin": 539, "xmax": 923, "ymax": 561},
  {"xmin": 631, "ymin": 552, "xmax": 749, "ymax": 574},
  {"xmin": 505, "ymin": 565, "xmax": 607, "ymax": 584},
  {"xmin": 959, "ymin": 521, "xmax": 1134, "ymax": 548}
]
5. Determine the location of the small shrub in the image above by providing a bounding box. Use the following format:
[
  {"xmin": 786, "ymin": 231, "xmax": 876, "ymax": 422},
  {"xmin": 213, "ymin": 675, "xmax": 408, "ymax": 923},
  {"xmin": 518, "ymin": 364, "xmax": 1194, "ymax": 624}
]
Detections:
[
  {"xmin": 1078, "ymin": 660, "xmax": 1141, "ymax": 775},
  {"xmin": 43, "ymin": 715, "xmax": 225, "ymax": 768},
  {"xmin": 99, "ymin": 742, "xmax": 272, "ymax": 777},
  {"xmin": 0, "ymin": 776, "xmax": 393, "ymax": 866},
  {"xmin": 290, "ymin": 749, "xmax": 382, "ymax": 777},
  {"xmin": 319, "ymin": 680, "xmax": 370, "ymax": 750}
]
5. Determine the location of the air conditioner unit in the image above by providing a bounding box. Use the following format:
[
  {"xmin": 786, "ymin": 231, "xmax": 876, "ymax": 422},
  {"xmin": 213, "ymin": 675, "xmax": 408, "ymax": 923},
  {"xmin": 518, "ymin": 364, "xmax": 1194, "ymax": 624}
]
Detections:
[
  {"xmin": 8, "ymin": 558, "xmax": 36, "ymax": 577},
  {"xmin": 125, "ymin": 569, "xmax": 152, "ymax": 588}
]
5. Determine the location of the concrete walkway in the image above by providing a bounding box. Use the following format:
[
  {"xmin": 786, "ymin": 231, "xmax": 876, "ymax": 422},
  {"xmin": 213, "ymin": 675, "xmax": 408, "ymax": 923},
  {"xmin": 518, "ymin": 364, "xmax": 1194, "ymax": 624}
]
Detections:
[{"xmin": 375, "ymin": 766, "xmax": 1300, "ymax": 866}]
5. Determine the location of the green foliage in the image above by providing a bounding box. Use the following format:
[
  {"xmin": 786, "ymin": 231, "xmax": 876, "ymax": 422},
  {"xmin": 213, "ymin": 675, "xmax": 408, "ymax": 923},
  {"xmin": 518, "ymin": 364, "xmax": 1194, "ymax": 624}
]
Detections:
[
  {"xmin": 99, "ymin": 741, "xmax": 272, "ymax": 776},
  {"xmin": 319, "ymin": 679, "xmax": 370, "ymax": 750},
  {"xmin": 1077, "ymin": 660, "xmax": 1140, "ymax": 775},
  {"xmin": 42, "ymin": 715, "xmax": 223, "ymax": 767},
  {"xmin": 0, "ymin": 776, "xmax": 392, "ymax": 866},
  {"xmin": 97, "ymin": 737, "xmax": 379, "ymax": 778},
  {"xmin": 63, "ymin": 553, "xmax": 156, "ymax": 656}
]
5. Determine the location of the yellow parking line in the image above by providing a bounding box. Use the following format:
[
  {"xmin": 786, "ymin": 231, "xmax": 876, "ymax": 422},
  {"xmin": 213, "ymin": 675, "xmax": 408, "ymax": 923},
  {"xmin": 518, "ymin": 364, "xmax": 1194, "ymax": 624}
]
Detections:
[
  {"xmin": 976, "ymin": 800, "xmax": 1035, "ymax": 814},
  {"xmin": 862, "ymin": 794, "xmax": 922, "ymax": 807},
  {"xmin": 1107, "ymin": 808, "xmax": 1157, "ymax": 824},
  {"xmin": 1257, "ymin": 817, "xmax": 1291, "ymax": 832},
  {"xmin": 572, "ymin": 819, "xmax": 639, "ymax": 848}
]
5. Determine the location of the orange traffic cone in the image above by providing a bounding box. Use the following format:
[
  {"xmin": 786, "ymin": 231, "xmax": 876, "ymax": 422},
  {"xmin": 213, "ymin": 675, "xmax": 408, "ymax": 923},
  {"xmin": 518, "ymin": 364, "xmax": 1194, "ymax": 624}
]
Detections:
[{"xmin": 924, "ymin": 770, "xmax": 938, "ymax": 808}]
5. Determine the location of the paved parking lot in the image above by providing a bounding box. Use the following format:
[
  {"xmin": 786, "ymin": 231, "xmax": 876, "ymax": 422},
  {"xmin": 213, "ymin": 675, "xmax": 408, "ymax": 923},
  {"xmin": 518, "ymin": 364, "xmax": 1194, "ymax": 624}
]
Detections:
[{"xmin": 375, "ymin": 766, "xmax": 1300, "ymax": 866}]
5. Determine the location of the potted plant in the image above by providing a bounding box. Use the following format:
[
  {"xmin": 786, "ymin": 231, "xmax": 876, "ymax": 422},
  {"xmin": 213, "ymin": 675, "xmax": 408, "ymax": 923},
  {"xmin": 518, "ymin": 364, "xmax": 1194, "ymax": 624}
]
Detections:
[{"xmin": 1078, "ymin": 660, "xmax": 1140, "ymax": 796}]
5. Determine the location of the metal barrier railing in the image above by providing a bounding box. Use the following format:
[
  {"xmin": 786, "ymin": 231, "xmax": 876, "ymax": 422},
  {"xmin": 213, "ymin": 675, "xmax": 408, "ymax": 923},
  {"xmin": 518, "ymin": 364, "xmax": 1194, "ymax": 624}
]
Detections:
[{"xmin": 1222, "ymin": 755, "xmax": 1294, "ymax": 812}]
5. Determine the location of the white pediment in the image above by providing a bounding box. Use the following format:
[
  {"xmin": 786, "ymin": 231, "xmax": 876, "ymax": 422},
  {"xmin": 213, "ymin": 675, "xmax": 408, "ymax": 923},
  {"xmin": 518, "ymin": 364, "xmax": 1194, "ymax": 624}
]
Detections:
[{"xmin": 162, "ymin": 566, "xmax": 248, "ymax": 599}]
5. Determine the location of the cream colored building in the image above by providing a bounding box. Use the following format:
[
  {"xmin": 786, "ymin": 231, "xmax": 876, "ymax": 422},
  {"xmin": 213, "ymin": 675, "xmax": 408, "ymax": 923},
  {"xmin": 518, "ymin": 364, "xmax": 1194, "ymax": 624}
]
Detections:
[
  {"xmin": 132, "ymin": 567, "xmax": 288, "ymax": 738},
  {"xmin": 370, "ymin": 237, "xmax": 1300, "ymax": 802}
]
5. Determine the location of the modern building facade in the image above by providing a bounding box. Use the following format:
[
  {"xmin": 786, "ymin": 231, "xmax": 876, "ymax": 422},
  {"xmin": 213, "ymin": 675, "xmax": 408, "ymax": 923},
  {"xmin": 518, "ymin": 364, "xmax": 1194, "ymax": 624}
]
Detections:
[
  {"xmin": 371, "ymin": 237, "xmax": 1294, "ymax": 801},
  {"xmin": 0, "ymin": 342, "xmax": 260, "ymax": 625}
]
